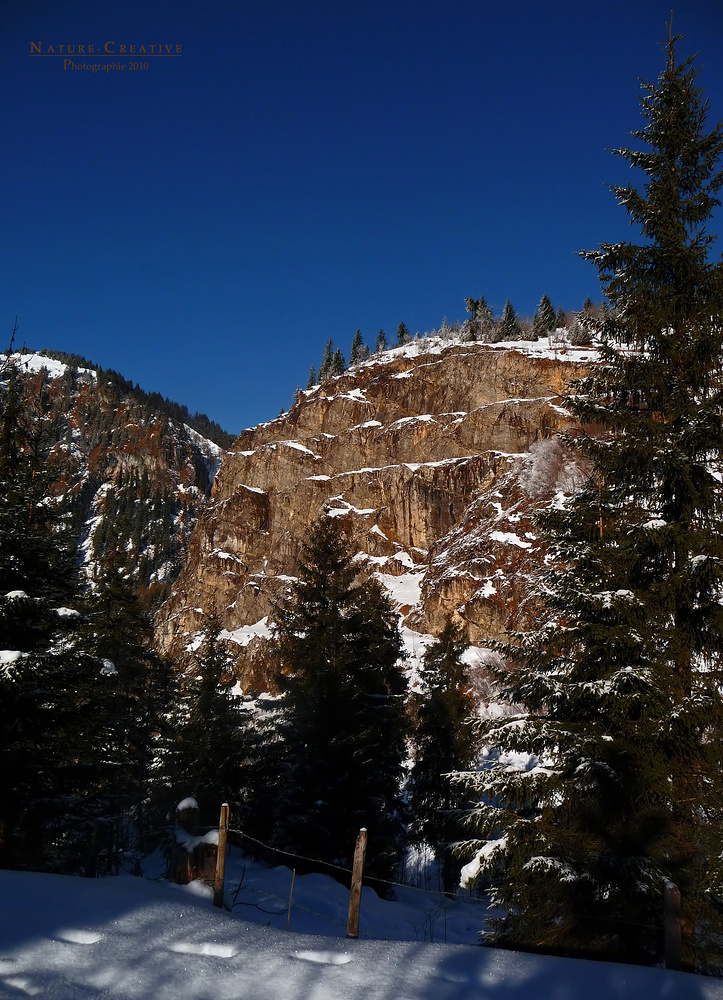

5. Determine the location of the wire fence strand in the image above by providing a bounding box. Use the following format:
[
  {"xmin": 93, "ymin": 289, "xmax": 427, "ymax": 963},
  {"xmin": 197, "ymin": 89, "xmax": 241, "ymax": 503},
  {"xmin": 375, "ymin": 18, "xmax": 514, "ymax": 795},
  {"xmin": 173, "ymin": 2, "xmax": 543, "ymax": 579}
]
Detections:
[
  {"xmin": 228, "ymin": 828, "xmax": 354, "ymax": 877},
  {"xmin": 226, "ymin": 827, "xmax": 480, "ymax": 900},
  {"xmin": 182, "ymin": 817, "xmax": 667, "ymax": 948}
]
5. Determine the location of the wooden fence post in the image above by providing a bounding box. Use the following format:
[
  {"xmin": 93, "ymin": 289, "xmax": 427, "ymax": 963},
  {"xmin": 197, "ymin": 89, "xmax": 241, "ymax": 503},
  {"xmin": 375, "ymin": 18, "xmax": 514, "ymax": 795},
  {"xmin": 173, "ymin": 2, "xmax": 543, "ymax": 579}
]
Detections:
[
  {"xmin": 346, "ymin": 827, "xmax": 367, "ymax": 939},
  {"xmin": 287, "ymin": 869, "xmax": 296, "ymax": 932},
  {"xmin": 84, "ymin": 819, "xmax": 112, "ymax": 878},
  {"xmin": 213, "ymin": 803, "xmax": 229, "ymax": 909},
  {"xmin": 664, "ymin": 880, "xmax": 681, "ymax": 971}
]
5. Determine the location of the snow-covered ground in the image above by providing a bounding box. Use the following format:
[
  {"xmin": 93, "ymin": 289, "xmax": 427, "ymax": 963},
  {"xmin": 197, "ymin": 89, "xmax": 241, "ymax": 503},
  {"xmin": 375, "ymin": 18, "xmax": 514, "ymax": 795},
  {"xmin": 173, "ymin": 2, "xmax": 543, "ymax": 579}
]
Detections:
[
  {"xmin": 0, "ymin": 858, "xmax": 720, "ymax": 999},
  {"xmin": 0, "ymin": 351, "xmax": 96, "ymax": 381}
]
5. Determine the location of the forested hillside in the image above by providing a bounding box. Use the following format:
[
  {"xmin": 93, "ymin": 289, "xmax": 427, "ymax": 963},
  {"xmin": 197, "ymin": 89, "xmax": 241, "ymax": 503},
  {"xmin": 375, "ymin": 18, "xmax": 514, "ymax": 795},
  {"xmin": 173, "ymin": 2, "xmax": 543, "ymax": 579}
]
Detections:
[{"xmin": 0, "ymin": 348, "xmax": 226, "ymax": 600}]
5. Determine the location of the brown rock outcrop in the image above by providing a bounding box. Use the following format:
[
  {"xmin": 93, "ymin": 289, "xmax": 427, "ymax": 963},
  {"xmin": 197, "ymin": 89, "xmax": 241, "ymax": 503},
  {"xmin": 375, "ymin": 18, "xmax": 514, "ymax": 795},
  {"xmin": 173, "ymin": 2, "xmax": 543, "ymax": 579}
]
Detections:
[{"xmin": 157, "ymin": 339, "xmax": 593, "ymax": 689}]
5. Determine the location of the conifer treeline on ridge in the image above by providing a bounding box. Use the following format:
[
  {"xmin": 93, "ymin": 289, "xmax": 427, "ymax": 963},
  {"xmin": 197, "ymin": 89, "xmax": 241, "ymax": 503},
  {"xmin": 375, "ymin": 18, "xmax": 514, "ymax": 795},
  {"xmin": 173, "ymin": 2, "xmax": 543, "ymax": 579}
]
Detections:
[{"xmin": 302, "ymin": 292, "xmax": 593, "ymax": 397}]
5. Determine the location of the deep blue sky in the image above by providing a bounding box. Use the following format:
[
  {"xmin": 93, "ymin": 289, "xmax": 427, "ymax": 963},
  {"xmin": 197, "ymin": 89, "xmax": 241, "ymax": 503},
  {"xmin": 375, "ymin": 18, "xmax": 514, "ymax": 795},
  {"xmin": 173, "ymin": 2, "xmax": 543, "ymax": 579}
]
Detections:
[{"xmin": 3, "ymin": 1, "xmax": 723, "ymax": 435}]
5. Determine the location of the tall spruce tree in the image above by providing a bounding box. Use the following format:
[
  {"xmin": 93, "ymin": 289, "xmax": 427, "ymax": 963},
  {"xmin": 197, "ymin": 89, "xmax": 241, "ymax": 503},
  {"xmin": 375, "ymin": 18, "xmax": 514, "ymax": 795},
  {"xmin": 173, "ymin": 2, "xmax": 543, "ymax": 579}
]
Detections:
[
  {"xmin": 318, "ymin": 340, "xmax": 334, "ymax": 382},
  {"xmin": 331, "ymin": 347, "xmax": 346, "ymax": 375},
  {"xmin": 174, "ymin": 615, "xmax": 256, "ymax": 824},
  {"xmin": 349, "ymin": 329, "xmax": 365, "ymax": 365},
  {"xmin": 531, "ymin": 310, "xmax": 548, "ymax": 340},
  {"xmin": 82, "ymin": 548, "xmax": 176, "ymax": 861},
  {"xmin": 498, "ymin": 300, "xmax": 521, "ymax": 342},
  {"xmin": 537, "ymin": 294, "xmax": 556, "ymax": 332},
  {"xmin": 464, "ymin": 295, "xmax": 495, "ymax": 342},
  {"xmin": 0, "ymin": 354, "xmax": 105, "ymax": 870},
  {"xmin": 408, "ymin": 619, "xmax": 477, "ymax": 894},
  {"xmin": 396, "ymin": 321, "xmax": 410, "ymax": 346},
  {"xmin": 271, "ymin": 517, "xmax": 408, "ymax": 885},
  {"xmin": 455, "ymin": 29, "xmax": 723, "ymax": 971}
]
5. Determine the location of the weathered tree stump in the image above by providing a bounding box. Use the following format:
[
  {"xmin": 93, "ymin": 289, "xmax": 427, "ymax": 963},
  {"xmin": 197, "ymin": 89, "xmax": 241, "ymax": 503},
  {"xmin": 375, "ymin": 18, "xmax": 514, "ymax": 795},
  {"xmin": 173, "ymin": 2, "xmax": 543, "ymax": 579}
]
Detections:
[{"xmin": 169, "ymin": 797, "xmax": 219, "ymax": 885}]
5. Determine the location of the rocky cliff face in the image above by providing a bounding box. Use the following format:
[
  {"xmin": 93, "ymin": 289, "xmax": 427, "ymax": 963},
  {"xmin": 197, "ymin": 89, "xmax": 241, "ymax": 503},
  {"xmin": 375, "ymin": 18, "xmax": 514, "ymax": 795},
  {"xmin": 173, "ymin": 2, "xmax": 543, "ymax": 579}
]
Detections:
[{"xmin": 158, "ymin": 337, "xmax": 593, "ymax": 691}]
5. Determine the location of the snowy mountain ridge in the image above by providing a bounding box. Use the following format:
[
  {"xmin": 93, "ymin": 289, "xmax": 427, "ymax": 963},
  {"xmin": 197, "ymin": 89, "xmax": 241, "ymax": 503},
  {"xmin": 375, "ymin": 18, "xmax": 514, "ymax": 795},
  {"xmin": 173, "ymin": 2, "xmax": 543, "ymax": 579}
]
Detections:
[{"xmin": 0, "ymin": 350, "xmax": 228, "ymax": 598}]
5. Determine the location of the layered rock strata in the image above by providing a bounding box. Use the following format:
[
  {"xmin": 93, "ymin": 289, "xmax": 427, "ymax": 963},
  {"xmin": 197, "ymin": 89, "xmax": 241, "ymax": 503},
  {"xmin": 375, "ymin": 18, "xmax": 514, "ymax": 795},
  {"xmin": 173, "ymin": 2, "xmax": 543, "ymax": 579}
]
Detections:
[{"xmin": 158, "ymin": 339, "xmax": 593, "ymax": 690}]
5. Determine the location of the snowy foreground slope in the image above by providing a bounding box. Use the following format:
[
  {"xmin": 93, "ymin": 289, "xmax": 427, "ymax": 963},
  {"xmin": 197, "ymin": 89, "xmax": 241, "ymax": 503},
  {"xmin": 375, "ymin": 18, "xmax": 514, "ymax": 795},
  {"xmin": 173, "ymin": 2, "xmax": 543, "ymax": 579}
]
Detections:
[{"xmin": 0, "ymin": 869, "xmax": 720, "ymax": 1000}]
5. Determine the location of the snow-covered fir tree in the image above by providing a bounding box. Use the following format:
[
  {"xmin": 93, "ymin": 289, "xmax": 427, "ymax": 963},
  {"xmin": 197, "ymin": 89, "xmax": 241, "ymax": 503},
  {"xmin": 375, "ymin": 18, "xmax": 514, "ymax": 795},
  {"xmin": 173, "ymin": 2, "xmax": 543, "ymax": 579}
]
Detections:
[
  {"xmin": 331, "ymin": 347, "xmax": 346, "ymax": 376},
  {"xmin": 537, "ymin": 294, "xmax": 556, "ymax": 333},
  {"xmin": 498, "ymin": 300, "xmax": 521, "ymax": 342},
  {"xmin": 407, "ymin": 619, "xmax": 478, "ymax": 895},
  {"xmin": 173, "ymin": 615, "xmax": 258, "ymax": 824},
  {"xmin": 349, "ymin": 329, "xmax": 367, "ymax": 365},
  {"xmin": 531, "ymin": 310, "xmax": 548, "ymax": 340},
  {"xmin": 0, "ymin": 352, "xmax": 106, "ymax": 870},
  {"xmin": 454, "ymin": 30, "xmax": 723, "ymax": 971},
  {"xmin": 318, "ymin": 340, "xmax": 334, "ymax": 381},
  {"xmin": 81, "ymin": 547, "xmax": 176, "ymax": 862},
  {"xmin": 463, "ymin": 295, "xmax": 495, "ymax": 342},
  {"xmin": 271, "ymin": 517, "xmax": 408, "ymax": 886}
]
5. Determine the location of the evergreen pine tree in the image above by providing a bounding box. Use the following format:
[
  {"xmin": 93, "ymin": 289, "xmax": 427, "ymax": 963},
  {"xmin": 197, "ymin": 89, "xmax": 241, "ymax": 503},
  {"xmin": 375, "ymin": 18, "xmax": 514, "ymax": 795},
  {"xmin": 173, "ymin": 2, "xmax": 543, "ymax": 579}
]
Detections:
[
  {"xmin": 531, "ymin": 310, "xmax": 548, "ymax": 340},
  {"xmin": 174, "ymin": 615, "xmax": 255, "ymax": 824},
  {"xmin": 331, "ymin": 347, "xmax": 346, "ymax": 375},
  {"xmin": 349, "ymin": 329, "xmax": 365, "ymax": 365},
  {"xmin": 464, "ymin": 296, "xmax": 494, "ymax": 341},
  {"xmin": 463, "ymin": 298, "xmax": 479, "ymax": 340},
  {"xmin": 408, "ymin": 619, "xmax": 477, "ymax": 894},
  {"xmin": 306, "ymin": 366, "xmax": 317, "ymax": 390},
  {"xmin": 0, "ymin": 355, "xmax": 105, "ymax": 870},
  {"xmin": 537, "ymin": 294, "xmax": 556, "ymax": 332},
  {"xmin": 569, "ymin": 311, "xmax": 594, "ymax": 346},
  {"xmin": 555, "ymin": 305, "xmax": 568, "ymax": 330},
  {"xmin": 271, "ymin": 517, "xmax": 408, "ymax": 884},
  {"xmin": 82, "ymin": 548, "xmax": 176, "ymax": 861},
  {"xmin": 396, "ymin": 322, "xmax": 410, "ymax": 346},
  {"xmin": 498, "ymin": 300, "xmax": 521, "ymax": 341},
  {"xmin": 455, "ymin": 29, "xmax": 723, "ymax": 971},
  {"xmin": 318, "ymin": 340, "xmax": 334, "ymax": 382},
  {"xmin": 375, "ymin": 330, "xmax": 387, "ymax": 353}
]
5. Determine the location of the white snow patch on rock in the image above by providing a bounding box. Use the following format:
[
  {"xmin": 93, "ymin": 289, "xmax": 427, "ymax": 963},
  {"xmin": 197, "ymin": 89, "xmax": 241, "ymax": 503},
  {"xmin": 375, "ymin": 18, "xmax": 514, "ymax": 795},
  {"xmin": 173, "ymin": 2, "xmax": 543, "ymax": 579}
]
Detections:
[
  {"xmin": 278, "ymin": 440, "xmax": 320, "ymax": 458},
  {"xmin": 0, "ymin": 650, "xmax": 25, "ymax": 666},
  {"xmin": 489, "ymin": 531, "xmax": 532, "ymax": 549},
  {"xmin": 221, "ymin": 618, "xmax": 272, "ymax": 647},
  {"xmin": 183, "ymin": 424, "xmax": 224, "ymax": 480},
  {"xmin": 210, "ymin": 549, "xmax": 244, "ymax": 563},
  {"xmin": 352, "ymin": 420, "xmax": 383, "ymax": 430},
  {"xmin": 375, "ymin": 571, "xmax": 425, "ymax": 610}
]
